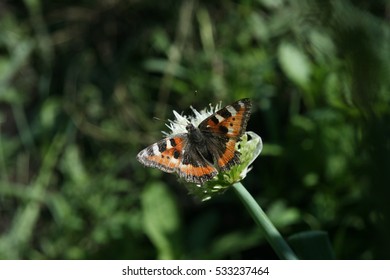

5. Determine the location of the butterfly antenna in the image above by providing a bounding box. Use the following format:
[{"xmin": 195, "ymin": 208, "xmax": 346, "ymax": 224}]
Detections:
[{"xmin": 153, "ymin": 116, "xmax": 166, "ymax": 123}]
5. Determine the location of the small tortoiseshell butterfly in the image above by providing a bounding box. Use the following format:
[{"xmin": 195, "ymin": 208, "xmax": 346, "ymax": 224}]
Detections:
[{"xmin": 137, "ymin": 98, "xmax": 252, "ymax": 184}]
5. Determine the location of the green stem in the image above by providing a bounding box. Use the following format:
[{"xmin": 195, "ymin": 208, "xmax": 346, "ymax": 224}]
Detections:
[{"xmin": 232, "ymin": 182, "xmax": 298, "ymax": 260}]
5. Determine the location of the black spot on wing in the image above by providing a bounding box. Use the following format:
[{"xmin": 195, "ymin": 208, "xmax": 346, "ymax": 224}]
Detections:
[
  {"xmin": 218, "ymin": 125, "xmax": 229, "ymax": 134},
  {"xmin": 173, "ymin": 150, "xmax": 180, "ymax": 159},
  {"xmin": 219, "ymin": 108, "xmax": 232, "ymax": 118},
  {"xmin": 210, "ymin": 115, "xmax": 219, "ymax": 124},
  {"xmin": 169, "ymin": 138, "xmax": 177, "ymax": 147},
  {"xmin": 232, "ymin": 102, "xmax": 242, "ymax": 111},
  {"xmin": 158, "ymin": 141, "xmax": 167, "ymax": 153}
]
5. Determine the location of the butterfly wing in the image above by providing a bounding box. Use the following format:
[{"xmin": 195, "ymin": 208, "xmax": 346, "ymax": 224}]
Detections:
[
  {"xmin": 137, "ymin": 134, "xmax": 218, "ymax": 184},
  {"xmin": 137, "ymin": 134, "xmax": 187, "ymax": 173},
  {"xmin": 199, "ymin": 98, "xmax": 252, "ymax": 139},
  {"xmin": 198, "ymin": 98, "xmax": 252, "ymax": 170}
]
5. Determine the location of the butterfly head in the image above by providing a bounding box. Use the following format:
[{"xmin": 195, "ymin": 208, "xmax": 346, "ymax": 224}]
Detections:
[
  {"xmin": 185, "ymin": 123, "xmax": 196, "ymax": 132},
  {"xmin": 186, "ymin": 123, "xmax": 205, "ymax": 145}
]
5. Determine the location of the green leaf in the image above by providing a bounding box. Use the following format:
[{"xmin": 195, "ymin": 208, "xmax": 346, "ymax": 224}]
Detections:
[
  {"xmin": 278, "ymin": 42, "xmax": 312, "ymax": 89},
  {"xmin": 266, "ymin": 200, "xmax": 300, "ymax": 227},
  {"xmin": 211, "ymin": 229, "xmax": 263, "ymax": 258},
  {"xmin": 288, "ymin": 231, "xmax": 335, "ymax": 259},
  {"xmin": 141, "ymin": 182, "xmax": 181, "ymax": 259}
]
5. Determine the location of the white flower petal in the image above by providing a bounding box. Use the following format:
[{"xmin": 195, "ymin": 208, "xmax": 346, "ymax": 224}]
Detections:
[{"xmin": 163, "ymin": 102, "xmax": 223, "ymax": 136}]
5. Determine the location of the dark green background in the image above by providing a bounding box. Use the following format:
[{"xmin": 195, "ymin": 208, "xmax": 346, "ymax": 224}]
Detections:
[{"xmin": 0, "ymin": 0, "xmax": 389, "ymax": 259}]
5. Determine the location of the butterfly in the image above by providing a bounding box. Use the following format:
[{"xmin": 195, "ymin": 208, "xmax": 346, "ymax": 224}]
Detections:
[{"xmin": 137, "ymin": 98, "xmax": 252, "ymax": 184}]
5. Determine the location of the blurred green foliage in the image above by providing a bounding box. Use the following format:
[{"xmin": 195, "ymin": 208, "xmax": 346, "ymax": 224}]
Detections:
[{"xmin": 0, "ymin": 0, "xmax": 389, "ymax": 259}]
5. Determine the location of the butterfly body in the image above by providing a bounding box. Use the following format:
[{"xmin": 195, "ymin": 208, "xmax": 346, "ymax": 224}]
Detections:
[{"xmin": 137, "ymin": 98, "xmax": 252, "ymax": 184}]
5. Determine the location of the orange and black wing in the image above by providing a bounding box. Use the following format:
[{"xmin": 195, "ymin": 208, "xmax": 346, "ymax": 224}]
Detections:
[
  {"xmin": 137, "ymin": 135, "xmax": 186, "ymax": 173},
  {"xmin": 137, "ymin": 134, "xmax": 218, "ymax": 184},
  {"xmin": 198, "ymin": 98, "xmax": 252, "ymax": 170}
]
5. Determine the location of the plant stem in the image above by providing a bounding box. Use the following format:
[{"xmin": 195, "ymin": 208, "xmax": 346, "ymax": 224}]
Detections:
[{"xmin": 232, "ymin": 182, "xmax": 298, "ymax": 260}]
